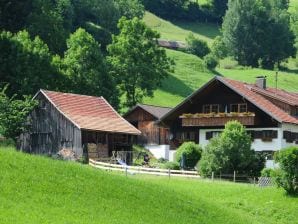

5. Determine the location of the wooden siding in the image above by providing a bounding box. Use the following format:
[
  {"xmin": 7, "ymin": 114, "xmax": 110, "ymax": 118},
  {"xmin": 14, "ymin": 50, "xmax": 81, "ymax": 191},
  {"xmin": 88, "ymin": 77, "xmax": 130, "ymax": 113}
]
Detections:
[
  {"xmin": 125, "ymin": 107, "xmax": 169, "ymax": 145},
  {"xmin": 181, "ymin": 115, "xmax": 256, "ymax": 127},
  {"xmin": 19, "ymin": 93, "xmax": 82, "ymax": 157}
]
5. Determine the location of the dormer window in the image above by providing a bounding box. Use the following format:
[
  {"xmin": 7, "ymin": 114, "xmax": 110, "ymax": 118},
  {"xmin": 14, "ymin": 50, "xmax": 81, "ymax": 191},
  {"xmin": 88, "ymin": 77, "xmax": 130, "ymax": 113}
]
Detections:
[
  {"xmin": 230, "ymin": 103, "xmax": 247, "ymax": 113},
  {"xmin": 203, "ymin": 104, "xmax": 219, "ymax": 113}
]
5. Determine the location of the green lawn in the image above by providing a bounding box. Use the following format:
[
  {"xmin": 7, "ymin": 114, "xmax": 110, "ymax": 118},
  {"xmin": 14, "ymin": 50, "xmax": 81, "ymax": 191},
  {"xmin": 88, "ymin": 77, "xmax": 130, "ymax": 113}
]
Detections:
[{"xmin": 0, "ymin": 148, "xmax": 297, "ymax": 224}]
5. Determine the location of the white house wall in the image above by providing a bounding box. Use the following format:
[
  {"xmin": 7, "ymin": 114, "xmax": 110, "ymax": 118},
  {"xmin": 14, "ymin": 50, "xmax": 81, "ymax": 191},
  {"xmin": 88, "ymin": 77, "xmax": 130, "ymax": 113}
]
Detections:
[
  {"xmin": 281, "ymin": 123, "xmax": 298, "ymax": 148},
  {"xmin": 199, "ymin": 127, "xmax": 283, "ymax": 151}
]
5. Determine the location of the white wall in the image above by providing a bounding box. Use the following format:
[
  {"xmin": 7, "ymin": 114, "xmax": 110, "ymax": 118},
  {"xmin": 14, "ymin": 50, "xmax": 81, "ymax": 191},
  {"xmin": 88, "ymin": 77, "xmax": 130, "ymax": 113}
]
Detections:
[
  {"xmin": 281, "ymin": 123, "xmax": 298, "ymax": 148},
  {"xmin": 144, "ymin": 144, "xmax": 170, "ymax": 160},
  {"xmin": 199, "ymin": 127, "xmax": 283, "ymax": 152}
]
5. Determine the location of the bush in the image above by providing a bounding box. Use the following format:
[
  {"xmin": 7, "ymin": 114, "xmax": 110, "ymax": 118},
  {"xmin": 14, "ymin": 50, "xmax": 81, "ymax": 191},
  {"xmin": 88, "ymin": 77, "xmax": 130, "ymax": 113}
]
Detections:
[
  {"xmin": 204, "ymin": 53, "xmax": 218, "ymax": 69},
  {"xmin": 161, "ymin": 161, "xmax": 180, "ymax": 170},
  {"xmin": 211, "ymin": 36, "xmax": 228, "ymax": 59},
  {"xmin": 261, "ymin": 168, "xmax": 275, "ymax": 177},
  {"xmin": 186, "ymin": 33, "xmax": 210, "ymax": 58},
  {"xmin": 274, "ymin": 146, "xmax": 298, "ymax": 195},
  {"xmin": 199, "ymin": 121, "xmax": 264, "ymax": 177},
  {"xmin": 175, "ymin": 142, "xmax": 202, "ymax": 169}
]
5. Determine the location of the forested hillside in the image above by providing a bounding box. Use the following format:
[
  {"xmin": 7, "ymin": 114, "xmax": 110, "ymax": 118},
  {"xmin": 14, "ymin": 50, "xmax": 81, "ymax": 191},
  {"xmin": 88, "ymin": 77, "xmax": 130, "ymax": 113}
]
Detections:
[{"xmin": 1, "ymin": 0, "xmax": 298, "ymax": 140}]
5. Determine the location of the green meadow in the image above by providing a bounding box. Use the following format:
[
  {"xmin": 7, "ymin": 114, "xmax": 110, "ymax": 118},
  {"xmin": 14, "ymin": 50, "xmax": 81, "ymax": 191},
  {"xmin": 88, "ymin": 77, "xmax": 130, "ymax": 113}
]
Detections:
[
  {"xmin": 0, "ymin": 148, "xmax": 297, "ymax": 224},
  {"xmin": 142, "ymin": 11, "xmax": 298, "ymax": 108}
]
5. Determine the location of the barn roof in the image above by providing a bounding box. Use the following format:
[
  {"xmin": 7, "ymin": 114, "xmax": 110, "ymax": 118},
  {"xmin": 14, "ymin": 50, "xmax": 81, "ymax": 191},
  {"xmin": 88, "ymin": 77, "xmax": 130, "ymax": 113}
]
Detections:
[
  {"xmin": 160, "ymin": 76, "xmax": 298, "ymax": 125},
  {"xmin": 37, "ymin": 90, "xmax": 141, "ymax": 135},
  {"xmin": 125, "ymin": 104, "xmax": 172, "ymax": 120}
]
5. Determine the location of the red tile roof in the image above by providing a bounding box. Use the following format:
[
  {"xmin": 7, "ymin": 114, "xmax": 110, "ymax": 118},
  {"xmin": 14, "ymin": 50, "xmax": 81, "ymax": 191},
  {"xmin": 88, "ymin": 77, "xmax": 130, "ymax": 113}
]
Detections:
[
  {"xmin": 218, "ymin": 77, "xmax": 298, "ymax": 125},
  {"xmin": 39, "ymin": 90, "xmax": 141, "ymax": 135}
]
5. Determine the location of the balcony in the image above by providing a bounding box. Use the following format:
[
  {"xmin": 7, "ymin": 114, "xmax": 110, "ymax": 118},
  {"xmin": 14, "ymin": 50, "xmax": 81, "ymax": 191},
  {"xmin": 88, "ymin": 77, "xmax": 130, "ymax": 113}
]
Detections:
[{"xmin": 180, "ymin": 112, "xmax": 256, "ymax": 127}]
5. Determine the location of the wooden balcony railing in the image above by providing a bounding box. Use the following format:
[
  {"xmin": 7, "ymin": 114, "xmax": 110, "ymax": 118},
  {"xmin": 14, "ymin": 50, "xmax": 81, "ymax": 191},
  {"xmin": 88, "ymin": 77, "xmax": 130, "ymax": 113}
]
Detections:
[{"xmin": 180, "ymin": 112, "xmax": 256, "ymax": 127}]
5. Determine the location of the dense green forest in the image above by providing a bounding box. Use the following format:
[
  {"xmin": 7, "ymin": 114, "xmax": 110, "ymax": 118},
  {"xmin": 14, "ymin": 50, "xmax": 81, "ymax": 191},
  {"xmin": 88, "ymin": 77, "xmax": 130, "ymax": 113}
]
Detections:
[{"xmin": 1, "ymin": 0, "xmax": 298, "ymax": 140}]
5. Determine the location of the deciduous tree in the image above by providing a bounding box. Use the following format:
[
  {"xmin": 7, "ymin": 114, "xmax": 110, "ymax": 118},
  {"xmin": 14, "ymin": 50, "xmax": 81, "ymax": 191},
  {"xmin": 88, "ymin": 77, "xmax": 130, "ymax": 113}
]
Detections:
[
  {"xmin": 222, "ymin": 0, "xmax": 296, "ymax": 68},
  {"xmin": 108, "ymin": 17, "xmax": 174, "ymax": 107},
  {"xmin": 63, "ymin": 28, "xmax": 119, "ymax": 108}
]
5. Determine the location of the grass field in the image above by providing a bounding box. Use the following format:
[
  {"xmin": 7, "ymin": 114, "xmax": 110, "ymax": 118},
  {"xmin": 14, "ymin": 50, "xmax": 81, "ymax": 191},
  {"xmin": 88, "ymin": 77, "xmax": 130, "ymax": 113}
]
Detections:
[
  {"xmin": 0, "ymin": 148, "xmax": 297, "ymax": 224},
  {"xmin": 143, "ymin": 49, "xmax": 298, "ymax": 107},
  {"xmin": 143, "ymin": 12, "xmax": 220, "ymax": 44},
  {"xmin": 142, "ymin": 11, "xmax": 298, "ymax": 108}
]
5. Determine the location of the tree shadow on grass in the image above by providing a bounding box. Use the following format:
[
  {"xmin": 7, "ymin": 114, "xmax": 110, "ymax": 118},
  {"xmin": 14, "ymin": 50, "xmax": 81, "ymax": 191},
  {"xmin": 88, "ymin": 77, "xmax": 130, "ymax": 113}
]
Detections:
[
  {"xmin": 160, "ymin": 73, "xmax": 194, "ymax": 98},
  {"xmin": 171, "ymin": 20, "xmax": 220, "ymax": 40},
  {"xmin": 279, "ymin": 67, "xmax": 298, "ymax": 75}
]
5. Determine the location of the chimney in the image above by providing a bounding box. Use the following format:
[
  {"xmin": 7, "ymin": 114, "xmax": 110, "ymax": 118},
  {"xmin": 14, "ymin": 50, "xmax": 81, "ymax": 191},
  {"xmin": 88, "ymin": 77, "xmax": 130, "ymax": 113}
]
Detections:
[{"xmin": 256, "ymin": 76, "xmax": 266, "ymax": 89}]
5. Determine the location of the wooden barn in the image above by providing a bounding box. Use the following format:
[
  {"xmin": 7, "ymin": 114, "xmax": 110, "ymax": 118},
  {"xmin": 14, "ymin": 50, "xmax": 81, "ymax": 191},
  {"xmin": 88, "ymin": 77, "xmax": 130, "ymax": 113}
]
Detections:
[
  {"xmin": 124, "ymin": 104, "xmax": 172, "ymax": 145},
  {"xmin": 19, "ymin": 90, "xmax": 141, "ymax": 160}
]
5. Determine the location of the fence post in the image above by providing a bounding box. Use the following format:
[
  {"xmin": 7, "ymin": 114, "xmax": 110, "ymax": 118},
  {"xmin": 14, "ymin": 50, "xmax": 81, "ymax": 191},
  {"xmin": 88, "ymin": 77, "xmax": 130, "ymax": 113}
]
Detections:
[
  {"xmin": 253, "ymin": 177, "xmax": 256, "ymax": 187},
  {"xmin": 212, "ymin": 172, "xmax": 214, "ymax": 182},
  {"xmin": 168, "ymin": 169, "xmax": 171, "ymax": 179},
  {"xmin": 125, "ymin": 166, "xmax": 128, "ymax": 177},
  {"xmin": 233, "ymin": 171, "xmax": 236, "ymax": 183},
  {"xmin": 219, "ymin": 171, "xmax": 221, "ymax": 181}
]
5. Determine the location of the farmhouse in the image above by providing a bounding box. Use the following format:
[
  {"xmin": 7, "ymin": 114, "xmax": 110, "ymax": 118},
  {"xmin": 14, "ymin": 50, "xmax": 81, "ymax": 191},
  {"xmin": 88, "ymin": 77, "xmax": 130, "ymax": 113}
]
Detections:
[
  {"xmin": 19, "ymin": 90, "xmax": 141, "ymax": 160},
  {"xmin": 124, "ymin": 104, "xmax": 172, "ymax": 159},
  {"xmin": 147, "ymin": 76, "xmax": 298, "ymax": 166}
]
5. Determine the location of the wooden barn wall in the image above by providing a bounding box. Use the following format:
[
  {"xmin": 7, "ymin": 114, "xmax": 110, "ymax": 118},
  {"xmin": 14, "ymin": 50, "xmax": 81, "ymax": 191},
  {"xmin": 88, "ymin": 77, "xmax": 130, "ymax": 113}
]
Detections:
[
  {"xmin": 125, "ymin": 108, "xmax": 169, "ymax": 145},
  {"xmin": 19, "ymin": 93, "xmax": 82, "ymax": 156}
]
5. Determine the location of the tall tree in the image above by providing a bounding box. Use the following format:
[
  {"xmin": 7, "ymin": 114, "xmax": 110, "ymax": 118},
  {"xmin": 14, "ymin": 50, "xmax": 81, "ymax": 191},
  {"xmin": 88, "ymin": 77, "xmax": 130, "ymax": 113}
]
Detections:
[
  {"xmin": 63, "ymin": 28, "xmax": 119, "ymax": 108},
  {"xmin": 0, "ymin": 0, "xmax": 32, "ymax": 32},
  {"xmin": 115, "ymin": 0, "xmax": 145, "ymax": 19},
  {"xmin": 108, "ymin": 17, "xmax": 174, "ymax": 108},
  {"xmin": 0, "ymin": 30, "xmax": 63, "ymax": 98},
  {"xmin": 27, "ymin": 0, "xmax": 74, "ymax": 54},
  {"xmin": 208, "ymin": 0, "xmax": 228, "ymax": 20},
  {"xmin": 222, "ymin": 0, "xmax": 296, "ymax": 68}
]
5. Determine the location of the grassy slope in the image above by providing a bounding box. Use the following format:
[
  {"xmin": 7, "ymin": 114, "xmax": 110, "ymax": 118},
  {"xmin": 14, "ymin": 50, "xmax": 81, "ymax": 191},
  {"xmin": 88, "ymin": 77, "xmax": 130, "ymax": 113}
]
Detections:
[
  {"xmin": 0, "ymin": 148, "xmax": 297, "ymax": 224},
  {"xmin": 143, "ymin": 12, "xmax": 220, "ymax": 44},
  {"xmin": 143, "ymin": 12, "xmax": 298, "ymax": 107}
]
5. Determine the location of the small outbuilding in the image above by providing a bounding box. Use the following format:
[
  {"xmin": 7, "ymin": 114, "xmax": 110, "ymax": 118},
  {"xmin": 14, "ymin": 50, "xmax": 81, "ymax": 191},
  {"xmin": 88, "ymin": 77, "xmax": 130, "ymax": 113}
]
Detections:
[
  {"xmin": 124, "ymin": 104, "xmax": 172, "ymax": 146},
  {"xmin": 19, "ymin": 90, "xmax": 141, "ymax": 160}
]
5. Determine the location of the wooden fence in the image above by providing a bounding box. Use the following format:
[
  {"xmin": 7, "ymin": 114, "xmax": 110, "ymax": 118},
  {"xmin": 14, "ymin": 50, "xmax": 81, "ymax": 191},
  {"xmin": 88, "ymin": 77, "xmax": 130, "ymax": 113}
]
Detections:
[{"xmin": 89, "ymin": 159, "xmax": 200, "ymax": 178}]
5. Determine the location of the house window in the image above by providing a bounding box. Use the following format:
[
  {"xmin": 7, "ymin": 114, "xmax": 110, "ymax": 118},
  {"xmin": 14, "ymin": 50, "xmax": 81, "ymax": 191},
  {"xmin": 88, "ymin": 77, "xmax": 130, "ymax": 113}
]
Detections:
[
  {"xmin": 284, "ymin": 131, "xmax": 298, "ymax": 143},
  {"xmin": 249, "ymin": 130, "xmax": 277, "ymax": 141},
  {"xmin": 239, "ymin": 104, "xmax": 247, "ymax": 112},
  {"xmin": 230, "ymin": 103, "xmax": 247, "ymax": 113},
  {"xmin": 206, "ymin": 131, "xmax": 222, "ymax": 140},
  {"xmin": 203, "ymin": 104, "xmax": 219, "ymax": 113},
  {"xmin": 230, "ymin": 104, "xmax": 239, "ymax": 113}
]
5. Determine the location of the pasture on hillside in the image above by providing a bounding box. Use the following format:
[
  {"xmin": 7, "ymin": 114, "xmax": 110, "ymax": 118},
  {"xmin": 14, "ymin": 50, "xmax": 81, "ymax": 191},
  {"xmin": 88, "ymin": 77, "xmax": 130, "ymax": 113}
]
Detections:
[
  {"xmin": 142, "ymin": 11, "xmax": 298, "ymax": 108},
  {"xmin": 0, "ymin": 148, "xmax": 297, "ymax": 224}
]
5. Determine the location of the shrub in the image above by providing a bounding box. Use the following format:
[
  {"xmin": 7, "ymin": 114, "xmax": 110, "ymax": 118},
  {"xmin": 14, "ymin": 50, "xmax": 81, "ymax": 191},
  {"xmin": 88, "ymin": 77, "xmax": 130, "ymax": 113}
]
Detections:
[
  {"xmin": 204, "ymin": 53, "xmax": 218, "ymax": 69},
  {"xmin": 161, "ymin": 161, "xmax": 180, "ymax": 170},
  {"xmin": 186, "ymin": 33, "xmax": 210, "ymax": 58},
  {"xmin": 261, "ymin": 168, "xmax": 275, "ymax": 177},
  {"xmin": 211, "ymin": 36, "xmax": 228, "ymax": 59},
  {"xmin": 199, "ymin": 121, "xmax": 264, "ymax": 177},
  {"xmin": 274, "ymin": 146, "xmax": 298, "ymax": 195},
  {"xmin": 176, "ymin": 142, "xmax": 202, "ymax": 169}
]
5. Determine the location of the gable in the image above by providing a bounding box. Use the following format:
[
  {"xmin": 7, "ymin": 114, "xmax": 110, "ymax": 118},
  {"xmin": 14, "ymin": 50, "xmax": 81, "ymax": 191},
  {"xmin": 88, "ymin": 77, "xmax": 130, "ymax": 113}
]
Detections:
[
  {"xmin": 34, "ymin": 90, "xmax": 141, "ymax": 135},
  {"xmin": 160, "ymin": 76, "xmax": 298, "ymax": 126}
]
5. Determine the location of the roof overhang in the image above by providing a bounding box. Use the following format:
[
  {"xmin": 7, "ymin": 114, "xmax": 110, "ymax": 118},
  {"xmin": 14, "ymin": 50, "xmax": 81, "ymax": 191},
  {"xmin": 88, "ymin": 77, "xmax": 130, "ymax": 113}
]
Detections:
[{"xmin": 159, "ymin": 76, "xmax": 284, "ymax": 124}]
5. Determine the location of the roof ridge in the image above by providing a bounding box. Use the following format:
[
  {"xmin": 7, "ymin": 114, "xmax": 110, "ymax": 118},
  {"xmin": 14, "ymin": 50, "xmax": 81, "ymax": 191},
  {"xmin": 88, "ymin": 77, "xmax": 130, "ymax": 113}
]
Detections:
[
  {"xmin": 41, "ymin": 89, "xmax": 102, "ymax": 99},
  {"xmin": 138, "ymin": 103, "xmax": 173, "ymax": 109}
]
